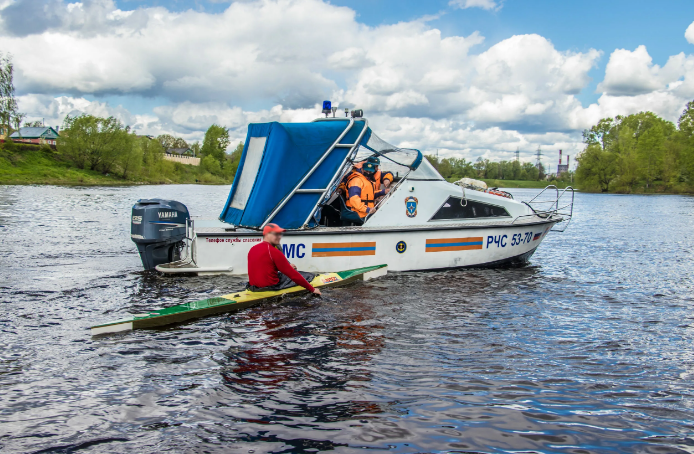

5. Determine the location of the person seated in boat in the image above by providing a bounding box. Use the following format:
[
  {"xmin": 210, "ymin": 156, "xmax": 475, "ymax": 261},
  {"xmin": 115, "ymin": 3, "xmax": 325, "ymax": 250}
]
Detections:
[
  {"xmin": 247, "ymin": 223, "xmax": 321, "ymax": 295},
  {"xmin": 375, "ymin": 171, "xmax": 394, "ymax": 204},
  {"xmin": 364, "ymin": 156, "xmax": 394, "ymax": 193},
  {"xmin": 342, "ymin": 160, "xmax": 388, "ymax": 224}
]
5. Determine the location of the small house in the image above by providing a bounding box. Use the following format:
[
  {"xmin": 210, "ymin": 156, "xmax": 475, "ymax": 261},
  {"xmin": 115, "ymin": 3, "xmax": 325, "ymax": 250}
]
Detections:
[{"xmin": 9, "ymin": 127, "xmax": 60, "ymax": 146}]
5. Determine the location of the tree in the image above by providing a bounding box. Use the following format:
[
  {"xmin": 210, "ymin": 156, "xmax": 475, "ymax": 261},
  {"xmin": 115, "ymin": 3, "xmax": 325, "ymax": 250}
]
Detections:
[
  {"xmin": 521, "ymin": 162, "xmax": 539, "ymax": 181},
  {"xmin": 678, "ymin": 101, "xmax": 694, "ymax": 138},
  {"xmin": 157, "ymin": 134, "xmax": 188, "ymax": 150},
  {"xmin": 222, "ymin": 141, "xmax": 244, "ymax": 180},
  {"xmin": 0, "ymin": 52, "xmax": 22, "ymax": 134},
  {"xmin": 200, "ymin": 155, "xmax": 222, "ymax": 176},
  {"xmin": 473, "ymin": 157, "xmax": 485, "ymax": 177},
  {"xmin": 24, "ymin": 120, "xmax": 44, "ymax": 127},
  {"xmin": 59, "ymin": 114, "xmax": 131, "ymax": 173},
  {"xmin": 190, "ymin": 141, "xmax": 201, "ymax": 157},
  {"xmin": 583, "ymin": 118, "xmax": 614, "ymax": 150},
  {"xmin": 575, "ymin": 144, "xmax": 618, "ymax": 192},
  {"xmin": 118, "ymin": 133, "xmax": 142, "ymax": 179},
  {"xmin": 201, "ymin": 124, "xmax": 230, "ymax": 163},
  {"xmin": 635, "ymin": 123, "xmax": 664, "ymax": 189}
]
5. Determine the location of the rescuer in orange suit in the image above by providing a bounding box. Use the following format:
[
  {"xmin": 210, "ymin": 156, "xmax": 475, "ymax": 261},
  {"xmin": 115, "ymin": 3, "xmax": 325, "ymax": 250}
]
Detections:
[{"xmin": 345, "ymin": 161, "xmax": 386, "ymax": 219}]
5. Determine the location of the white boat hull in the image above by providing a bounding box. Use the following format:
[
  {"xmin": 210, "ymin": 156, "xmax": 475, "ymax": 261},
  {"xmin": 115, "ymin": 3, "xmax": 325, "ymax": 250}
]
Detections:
[{"xmin": 158, "ymin": 219, "xmax": 558, "ymax": 275}]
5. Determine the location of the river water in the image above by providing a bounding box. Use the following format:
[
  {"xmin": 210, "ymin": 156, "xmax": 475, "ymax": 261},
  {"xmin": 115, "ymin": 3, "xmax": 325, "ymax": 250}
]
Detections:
[{"xmin": 1, "ymin": 184, "xmax": 693, "ymax": 453}]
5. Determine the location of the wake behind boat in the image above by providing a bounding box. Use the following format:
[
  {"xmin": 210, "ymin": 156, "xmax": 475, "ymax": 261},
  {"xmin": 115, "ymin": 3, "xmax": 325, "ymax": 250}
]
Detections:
[{"xmin": 130, "ymin": 106, "xmax": 574, "ymax": 276}]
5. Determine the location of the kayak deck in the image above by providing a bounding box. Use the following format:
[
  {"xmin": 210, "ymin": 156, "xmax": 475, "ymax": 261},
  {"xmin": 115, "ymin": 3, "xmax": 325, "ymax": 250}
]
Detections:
[{"xmin": 91, "ymin": 264, "xmax": 387, "ymax": 335}]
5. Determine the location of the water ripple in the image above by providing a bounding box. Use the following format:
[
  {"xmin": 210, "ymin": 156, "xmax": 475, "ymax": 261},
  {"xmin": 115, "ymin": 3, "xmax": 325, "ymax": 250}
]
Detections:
[{"xmin": 0, "ymin": 185, "xmax": 693, "ymax": 453}]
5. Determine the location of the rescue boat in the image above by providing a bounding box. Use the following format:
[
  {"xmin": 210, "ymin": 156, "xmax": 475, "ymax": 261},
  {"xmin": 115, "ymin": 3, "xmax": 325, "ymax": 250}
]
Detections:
[{"xmin": 131, "ymin": 108, "xmax": 574, "ymax": 276}]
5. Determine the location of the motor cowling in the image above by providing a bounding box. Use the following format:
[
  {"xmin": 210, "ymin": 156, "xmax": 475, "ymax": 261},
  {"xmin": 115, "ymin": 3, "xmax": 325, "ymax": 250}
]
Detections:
[{"xmin": 131, "ymin": 199, "xmax": 190, "ymax": 270}]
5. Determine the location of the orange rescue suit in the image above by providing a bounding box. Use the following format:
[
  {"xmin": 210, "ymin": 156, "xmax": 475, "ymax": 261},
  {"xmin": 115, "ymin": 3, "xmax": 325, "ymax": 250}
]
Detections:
[
  {"xmin": 374, "ymin": 170, "xmax": 394, "ymax": 190},
  {"xmin": 345, "ymin": 170, "xmax": 376, "ymax": 218}
]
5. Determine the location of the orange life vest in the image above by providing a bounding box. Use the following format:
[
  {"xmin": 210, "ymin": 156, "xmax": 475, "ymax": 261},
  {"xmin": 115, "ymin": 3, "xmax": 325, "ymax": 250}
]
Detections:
[{"xmin": 345, "ymin": 171, "xmax": 376, "ymax": 218}]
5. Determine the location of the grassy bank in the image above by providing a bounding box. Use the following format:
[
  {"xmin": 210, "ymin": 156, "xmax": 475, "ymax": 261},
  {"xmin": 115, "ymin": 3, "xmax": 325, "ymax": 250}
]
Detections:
[
  {"xmin": 445, "ymin": 178, "xmax": 573, "ymax": 189},
  {"xmin": 0, "ymin": 145, "xmax": 230, "ymax": 185}
]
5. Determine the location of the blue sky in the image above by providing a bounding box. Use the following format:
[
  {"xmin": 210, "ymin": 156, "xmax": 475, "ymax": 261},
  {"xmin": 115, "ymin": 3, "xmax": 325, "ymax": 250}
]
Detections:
[{"xmin": 3, "ymin": 0, "xmax": 694, "ymax": 162}]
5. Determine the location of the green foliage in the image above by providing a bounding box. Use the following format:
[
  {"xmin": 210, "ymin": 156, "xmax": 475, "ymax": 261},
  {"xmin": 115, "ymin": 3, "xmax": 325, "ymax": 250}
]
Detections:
[
  {"xmin": 576, "ymin": 102, "xmax": 694, "ymax": 193},
  {"xmin": 0, "ymin": 112, "xmax": 239, "ymax": 185},
  {"xmin": 582, "ymin": 118, "xmax": 614, "ymax": 150},
  {"xmin": 157, "ymin": 134, "xmax": 188, "ymax": 150},
  {"xmin": 426, "ymin": 155, "xmax": 476, "ymax": 179},
  {"xmin": 201, "ymin": 124, "xmax": 230, "ymax": 163},
  {"xmin": 0, "ymin": 52, "xmax": 22, "ymax": 132},
  {"xmin": 222, "ymin": 141, "xmax": 244, "ymax": 180},
  {"xmin": 427, "ymin": 154, "xmax": 544, "ymax": 182},
  {"xmin": 201, "ymin": 155, "xmax": 222, "ymax": 175},
  {"xmin": 576, "ymin": 144, "xmax": 618, "ymax": 192},
  {"xmin": 60, "ymin": 115, "xmax": 132, "ymax": 173}
]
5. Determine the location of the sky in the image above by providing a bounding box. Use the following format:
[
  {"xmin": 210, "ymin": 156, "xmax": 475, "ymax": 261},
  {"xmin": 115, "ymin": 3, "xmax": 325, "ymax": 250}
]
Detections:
[{"xmin": 1, "ymin": 0, "xmax": 694, "ymax": 167}]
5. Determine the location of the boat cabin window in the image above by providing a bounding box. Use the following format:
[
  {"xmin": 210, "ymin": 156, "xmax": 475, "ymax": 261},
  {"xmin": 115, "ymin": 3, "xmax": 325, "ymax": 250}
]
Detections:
[{"xmin": 431, "ymin": 196, "xmax": 510, "ymax": 220}]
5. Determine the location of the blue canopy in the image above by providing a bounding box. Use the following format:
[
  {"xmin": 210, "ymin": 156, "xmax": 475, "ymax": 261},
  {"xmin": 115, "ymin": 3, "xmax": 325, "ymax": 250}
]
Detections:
[{"xmin": 219, "ymin": 119, "xmax": 421, "ymax": 230}]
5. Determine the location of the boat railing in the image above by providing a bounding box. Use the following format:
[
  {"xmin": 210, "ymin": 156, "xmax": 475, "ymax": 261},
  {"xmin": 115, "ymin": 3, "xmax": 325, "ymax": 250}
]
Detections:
[{"xmin": 517, "ymin": 185, "xmax": 575, "ymax": 232}]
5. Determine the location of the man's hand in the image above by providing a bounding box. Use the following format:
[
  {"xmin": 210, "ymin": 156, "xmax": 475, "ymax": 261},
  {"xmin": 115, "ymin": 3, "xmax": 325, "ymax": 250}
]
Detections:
[
  {"xmin": 291, "ymin": 263, "xmax": 298, "ymax": 270},
  {"xmin": 312, "ymin": 288, "xmax": 322, "ymax": 296}
]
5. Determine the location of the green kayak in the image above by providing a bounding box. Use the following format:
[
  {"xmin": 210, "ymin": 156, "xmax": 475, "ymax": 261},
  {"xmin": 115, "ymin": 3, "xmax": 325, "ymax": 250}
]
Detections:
[{"xmin": 91, "ymin": 264, "xmax": 387, "ymax": 335}]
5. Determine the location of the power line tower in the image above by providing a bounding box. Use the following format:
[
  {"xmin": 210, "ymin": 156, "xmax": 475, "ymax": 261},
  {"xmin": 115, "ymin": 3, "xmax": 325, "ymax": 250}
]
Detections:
[
  {"xmin": 515, "ymin": 147, "xmax": 520, "ymax": 162},
  {"xmin": 535, "ymin": 146, "xmax": 543, "ymax": 169}
]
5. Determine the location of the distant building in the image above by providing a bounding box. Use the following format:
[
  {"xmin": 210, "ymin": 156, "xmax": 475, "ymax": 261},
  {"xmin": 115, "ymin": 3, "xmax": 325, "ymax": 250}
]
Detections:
[
  {"xmin": 556, "ymin": 149, "xmax": 569, "ymax": 175},
  {"xmin": 165, "ymin": 147, "xmax": 195, "ymax": 157},
  {"xmin": 164, "ymin": 147, "xmax": 200, "ymax": 166},
  {"xmin": 9, "ymin": 126, "xmax": 60, "ymax": 146}
]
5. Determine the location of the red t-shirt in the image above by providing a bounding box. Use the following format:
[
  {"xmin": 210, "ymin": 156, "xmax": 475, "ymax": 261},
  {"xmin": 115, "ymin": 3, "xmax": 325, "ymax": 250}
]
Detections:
[{"xmin": 247, "ymin": 241, "xmax": 315, "ymax": 292}]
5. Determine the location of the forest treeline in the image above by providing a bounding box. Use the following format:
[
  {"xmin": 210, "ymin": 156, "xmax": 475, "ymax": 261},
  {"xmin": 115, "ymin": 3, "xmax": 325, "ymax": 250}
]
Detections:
[
  {"xmin": 55, "ymin": 114, "xmax": 243, "ymax": 183},
  {"xmin": 426, "ymin": 154, "xmax": 559, "ymax": 182},
  {"xmin": 1, "ymin": 113, "xmax": 243, "ymax": 184},
  {"xmin": 575, "ymin": 100, "xmax": 694, "ymax": 193}
]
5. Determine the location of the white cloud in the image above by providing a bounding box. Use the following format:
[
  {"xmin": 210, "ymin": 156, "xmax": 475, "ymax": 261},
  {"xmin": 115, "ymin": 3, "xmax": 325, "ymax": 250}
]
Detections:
[
  {"xmin": 591, "ymin": 45, "xmax": 694, "ymax": 126},
  {"xmin": 6, "ymin": 0, "xmax": 694, "ymax": 163},
  {"xmin": 686, "ymin": 21, "xmax": 694, "ymax": 45},
  {"xmin": 449, "ymin": 0, "xmax": 501, "ymax": 11}
]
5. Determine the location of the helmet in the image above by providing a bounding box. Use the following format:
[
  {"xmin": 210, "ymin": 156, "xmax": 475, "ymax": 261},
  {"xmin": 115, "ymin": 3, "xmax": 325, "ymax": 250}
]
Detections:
[
  {"xmin": 366, "ymin": 156, "xmax": 380, "ymax": 166},
  {"xmin": 363, "ymin": 161, "xmax": 377, "ymax": 173}
]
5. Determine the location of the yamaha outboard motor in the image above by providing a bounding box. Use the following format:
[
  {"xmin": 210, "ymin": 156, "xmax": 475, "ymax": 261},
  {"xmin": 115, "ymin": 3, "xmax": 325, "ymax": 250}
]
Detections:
[{"xmin": 131, "ymin": 199, "xmax": 190, "ymax": 270}]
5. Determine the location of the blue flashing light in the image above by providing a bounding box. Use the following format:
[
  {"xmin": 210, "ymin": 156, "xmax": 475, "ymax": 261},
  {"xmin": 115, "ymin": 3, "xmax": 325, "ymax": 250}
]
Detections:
[{"xmin": 322, "ymin": 100, "xmax": 332, "ymax": 112}]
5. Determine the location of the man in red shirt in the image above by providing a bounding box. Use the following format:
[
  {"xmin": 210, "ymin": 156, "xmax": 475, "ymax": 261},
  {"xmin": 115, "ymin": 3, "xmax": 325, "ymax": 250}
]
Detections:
[{"xmin": 247, "ymin": 223, "xmax": 322, "ymax": 295}]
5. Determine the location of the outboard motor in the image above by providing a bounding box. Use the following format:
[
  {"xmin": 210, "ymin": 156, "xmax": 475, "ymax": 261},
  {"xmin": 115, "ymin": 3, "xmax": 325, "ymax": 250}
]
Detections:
[{"xmin": 131, "ymin": 199, "xmax": 190, "ymax": 270}]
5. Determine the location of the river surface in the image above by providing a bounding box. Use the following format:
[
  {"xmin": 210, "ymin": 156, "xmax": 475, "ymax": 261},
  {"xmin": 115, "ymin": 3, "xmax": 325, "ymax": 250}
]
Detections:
[{"xmin": 1, "ymin": 185, "xmax": 694, "ymax": 453}]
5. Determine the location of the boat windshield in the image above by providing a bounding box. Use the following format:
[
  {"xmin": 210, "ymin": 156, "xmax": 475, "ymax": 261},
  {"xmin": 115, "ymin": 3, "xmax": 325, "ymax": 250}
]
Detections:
[
  {"xmin": 353, "ymin": 131, "xmax": 422, "ymax": 176},
  {"xmin": 405, "ymin": 157, "xmax": 444, "ymax": 180}
]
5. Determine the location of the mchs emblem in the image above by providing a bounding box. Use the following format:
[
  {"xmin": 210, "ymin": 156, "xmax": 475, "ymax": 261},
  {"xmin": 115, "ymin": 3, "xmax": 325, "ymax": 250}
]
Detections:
[
  {"xmin": 396, "ymin": 241, "xmax": 407, "ymax": 253},
  {"xmin": 405, "ymin": 196, "xmax": 418, "ymax": 218}
]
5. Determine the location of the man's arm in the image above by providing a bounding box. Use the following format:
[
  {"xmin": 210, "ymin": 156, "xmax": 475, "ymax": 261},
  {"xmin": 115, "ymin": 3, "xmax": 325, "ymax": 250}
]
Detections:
[
  {"xmin": 347, "ymin": 181, "xmax": 370, "ymax": 214},
  {"xmin": 270, "ymin": 247, "xmax": 316, "ymax": 292}
]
